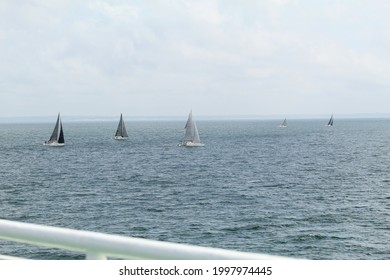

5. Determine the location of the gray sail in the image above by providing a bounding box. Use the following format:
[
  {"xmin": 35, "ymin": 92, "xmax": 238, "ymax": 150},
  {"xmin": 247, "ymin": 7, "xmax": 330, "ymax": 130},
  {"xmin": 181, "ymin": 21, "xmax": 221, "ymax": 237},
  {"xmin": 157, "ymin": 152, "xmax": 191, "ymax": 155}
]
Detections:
[
  {"xmin": 48, "ymin": 113, "xmax": 61, "ymax": 142},
  {"xmin": 115, "ymin": 114, "xmax": 128, "ymax": 137},
  {"xmin": 183, "ymin": 111, "xmax": 194, "ymax": 142},
  {"xmin": 121, "ymin": 118, "xmax": 128, "ymax": 137},
  {"xmin": 327, "ymin": 114, "xmax": 333, "ymax": 126},
  {"xmin": 179, "ymin": 110, "xmax": 204, "ymax": 146},
  {"xmin": 193, "ymin": 121, "xmax": 201, "ymax": 143}
]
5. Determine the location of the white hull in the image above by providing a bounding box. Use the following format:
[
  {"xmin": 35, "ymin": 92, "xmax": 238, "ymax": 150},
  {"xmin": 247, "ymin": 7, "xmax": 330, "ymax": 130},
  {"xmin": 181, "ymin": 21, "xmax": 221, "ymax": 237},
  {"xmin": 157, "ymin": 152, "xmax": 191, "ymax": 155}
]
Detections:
[
  {"xmin": 43, "ymin": 142, "xmax": 64, "ymax": 147},
  {"xmin": 113, "ymin": 136, "xmax": 128, "ymax": 140},
  {"xmin": 279, "ymin": 125, "xmax": 287, "ymax": 128},
  {"xmin": 178, "ymin": 141, "xmax": 205, "ymax": 147}
]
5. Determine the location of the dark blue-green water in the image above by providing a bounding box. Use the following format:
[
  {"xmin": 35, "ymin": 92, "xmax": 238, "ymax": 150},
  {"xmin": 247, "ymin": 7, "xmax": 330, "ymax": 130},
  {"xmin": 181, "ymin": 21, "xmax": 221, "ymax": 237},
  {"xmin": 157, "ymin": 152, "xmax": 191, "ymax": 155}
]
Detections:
[{"xmin": 1, "ymin": 119, "xmax": 390, "ymax": 259}]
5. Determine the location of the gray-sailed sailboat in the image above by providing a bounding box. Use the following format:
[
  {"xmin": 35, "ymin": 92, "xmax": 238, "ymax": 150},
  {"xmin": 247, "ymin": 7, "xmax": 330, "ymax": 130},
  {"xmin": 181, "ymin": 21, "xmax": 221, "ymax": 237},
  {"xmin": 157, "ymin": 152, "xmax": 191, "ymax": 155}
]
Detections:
[
  {"xmin": 114, "ymin": 113, "xmax": 128, "ymax": 140},
  {"xmin": 327, "ymin": 114, "xmax": 334, "ymax": 127},
  {"xmin": 44, "ymin": 113, "xmax": 65, "ymax": 147},
  {"xmin": 178, "ymin": 110, "xmax": 204, "ymax": 147},
  {"xmin": 279, "ymin": 118, "xmax": 287, "ymax": 127}
]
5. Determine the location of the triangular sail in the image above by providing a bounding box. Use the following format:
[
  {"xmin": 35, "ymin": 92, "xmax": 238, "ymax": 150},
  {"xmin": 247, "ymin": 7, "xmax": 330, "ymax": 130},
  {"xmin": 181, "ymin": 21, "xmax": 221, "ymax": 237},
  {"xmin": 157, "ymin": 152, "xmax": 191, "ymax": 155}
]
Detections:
[
  {"xmin": 183, "ymin": 111, "xmax": 194, "ymax": 141},
  {"xmin": 115, "ymin": 114, "xmax": 128, "ymax": 137},
  {"xmin": 179, "ymin": 110, "xmax": 204, "ymax": 146},
  {"xmin": 120, "ymin": 118, "xmax": 128, "ymax": 137},
  {"xmin": 58, "ymin": 121, "xmax": 65, "ymax": 144},
  {"xmin": 327, "ymin": 114, "xmax": 333, "ymax": 126},
  {"xmin": 193, "ymin": 122, "xmax": 201, "ymax": 143},
  {"xmin": 48, "ymin": 113, "xmax": 60, "ymax": 142},
  {"xmin": 282, "ymin": 118, "xmax": 287, "ymax": 126},
  {"xmin": 115, "ymin": 114, "xmax": 123, "ymax": 136}
]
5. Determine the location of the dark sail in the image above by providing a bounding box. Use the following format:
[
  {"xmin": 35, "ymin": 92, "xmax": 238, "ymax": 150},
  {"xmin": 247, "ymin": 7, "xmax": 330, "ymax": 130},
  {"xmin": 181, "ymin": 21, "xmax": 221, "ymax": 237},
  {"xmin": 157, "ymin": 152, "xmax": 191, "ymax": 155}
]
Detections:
[
  {"xmin": 327, "ymin": 114, "xmax": 334, "ymax": 126},
  {"xmin": 115, "ymin": 114, "xmax": 122, "ymax": 137},
  {"xmin": 58, "ymin": 121, "xmax": 65, "ymax": 144},
  {"xmin": 45, "ymin": 113, "xmax": 65, "ymax": 146},
  {"xmin": 115, "ymin": 114, "xmax": 128, "ymax": 138},
  {"xmin": 48, "ymin": 114, "xmax": 60, "ymax": 142}
]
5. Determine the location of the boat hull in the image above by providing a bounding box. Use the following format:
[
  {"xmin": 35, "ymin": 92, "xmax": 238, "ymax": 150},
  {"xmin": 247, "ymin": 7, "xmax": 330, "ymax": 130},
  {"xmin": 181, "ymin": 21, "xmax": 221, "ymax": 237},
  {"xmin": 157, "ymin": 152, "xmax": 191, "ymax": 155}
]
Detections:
[
  {"xmin": 43, "ymin": 142, "xmax": 64, "ymax": 147},
  {"xmin": 113, "ymin": 136, "xmax": 128, "ymax": 140},
  {"xmin": 178, "ymin": 141, "xmax": 205, "ymax": 147}
]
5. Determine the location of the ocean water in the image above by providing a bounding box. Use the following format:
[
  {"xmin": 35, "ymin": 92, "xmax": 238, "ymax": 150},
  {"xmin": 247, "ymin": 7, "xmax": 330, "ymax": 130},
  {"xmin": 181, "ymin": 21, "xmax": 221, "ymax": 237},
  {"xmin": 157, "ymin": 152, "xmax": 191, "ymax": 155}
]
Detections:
[{"xmin": 0, "ymin": 119, "xmax": 389, "ymax": 259}]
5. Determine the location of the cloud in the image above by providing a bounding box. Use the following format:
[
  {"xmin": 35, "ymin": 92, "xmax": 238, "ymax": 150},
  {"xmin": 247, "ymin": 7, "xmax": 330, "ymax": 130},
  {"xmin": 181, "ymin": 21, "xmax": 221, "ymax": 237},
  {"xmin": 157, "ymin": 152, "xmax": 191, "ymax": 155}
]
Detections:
[{"xmin": 1, "ymin": 0, "xmax": 390, "ymax": 117}]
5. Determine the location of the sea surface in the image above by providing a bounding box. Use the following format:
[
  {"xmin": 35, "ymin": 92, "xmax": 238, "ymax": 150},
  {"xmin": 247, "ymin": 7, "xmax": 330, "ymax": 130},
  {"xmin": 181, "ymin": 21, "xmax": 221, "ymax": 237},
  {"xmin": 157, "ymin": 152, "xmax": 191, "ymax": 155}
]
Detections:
[{"xmin": 0, "ymin": 119, "xmax": 389, "ymax": 259}]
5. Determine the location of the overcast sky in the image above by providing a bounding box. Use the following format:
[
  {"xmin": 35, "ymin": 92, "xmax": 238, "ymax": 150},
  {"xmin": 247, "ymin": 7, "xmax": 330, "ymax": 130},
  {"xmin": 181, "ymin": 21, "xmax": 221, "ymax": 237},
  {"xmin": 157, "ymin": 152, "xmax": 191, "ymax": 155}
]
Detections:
[{"xmin": 1, "ymin": 0, "xmax": 390, "ymax": 118}]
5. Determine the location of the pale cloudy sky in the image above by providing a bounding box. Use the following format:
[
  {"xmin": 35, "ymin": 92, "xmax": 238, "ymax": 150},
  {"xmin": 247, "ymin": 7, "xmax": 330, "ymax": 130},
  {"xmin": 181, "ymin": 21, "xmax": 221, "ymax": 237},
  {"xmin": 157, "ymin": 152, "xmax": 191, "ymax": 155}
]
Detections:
[{"xmin": 1, "ymin": 0, "xmax": 390, "ymax": 118}]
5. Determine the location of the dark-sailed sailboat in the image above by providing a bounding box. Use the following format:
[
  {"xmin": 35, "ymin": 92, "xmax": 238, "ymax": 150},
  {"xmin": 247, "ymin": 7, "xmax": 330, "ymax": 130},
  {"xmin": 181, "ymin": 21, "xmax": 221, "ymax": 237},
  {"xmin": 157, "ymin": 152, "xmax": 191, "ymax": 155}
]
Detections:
[
  {"xmin": 44, "ymin": 113, "xmax": 65, "ymax": 147},
  {"xmin": 113, "ymin": 113, "xmax": 128, "ymax": 140},
  {"xmin": 327, "ymin": 114, "xmax": 334, "ymax": 127}
]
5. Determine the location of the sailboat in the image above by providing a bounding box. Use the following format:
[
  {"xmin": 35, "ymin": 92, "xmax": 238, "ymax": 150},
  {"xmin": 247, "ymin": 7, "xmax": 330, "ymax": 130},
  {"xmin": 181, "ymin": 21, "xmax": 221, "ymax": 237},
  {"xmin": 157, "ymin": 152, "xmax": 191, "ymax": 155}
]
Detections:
[
  {"xmin": 327, "ymin": 114, "xmax": 334, "ymax": 127},
  {"xmin": 113, "ymin": 113, "xmax": 128, "ymax": 140},
  {"xmin": 279, "ymin": 118, "xmax": 287, "ymax": 127},
  {"xmin": 44, "ymin": 113, "xmax": 65, "ymax": 147},
  {"xmin": 178, "ymin": 110, "xmax": 205, "ymax": 147}
]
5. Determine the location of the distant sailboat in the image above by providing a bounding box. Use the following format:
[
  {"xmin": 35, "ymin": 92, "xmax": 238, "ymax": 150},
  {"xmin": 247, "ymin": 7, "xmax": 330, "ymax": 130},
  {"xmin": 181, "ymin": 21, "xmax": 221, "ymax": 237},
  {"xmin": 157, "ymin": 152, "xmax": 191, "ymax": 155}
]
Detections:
[
  {"xmin": 279, "ymin": 118, "xmax": 287, "ymax": 127},
  {"xmin": 178, "ymin": 110, "xmax": 205, "ymax": 147},
  {"xmin": 327, "ymin": 114, "xmax": 334, "ymax": 127},
  {"xmin": 44, "ymin": 113, "xmax": 65, "ymax": 147},
  {"xmin": 114, "ymin": 113, "xmax": 128, "ymax": 140}
]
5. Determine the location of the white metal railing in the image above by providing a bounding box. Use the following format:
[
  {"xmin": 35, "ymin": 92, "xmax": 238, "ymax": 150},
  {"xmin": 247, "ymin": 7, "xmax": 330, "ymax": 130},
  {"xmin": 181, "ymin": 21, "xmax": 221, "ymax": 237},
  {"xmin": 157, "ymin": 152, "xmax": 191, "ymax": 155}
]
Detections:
[{"xmin": 0, "ymin": 219, "xmax": 290, "ymax": 260}]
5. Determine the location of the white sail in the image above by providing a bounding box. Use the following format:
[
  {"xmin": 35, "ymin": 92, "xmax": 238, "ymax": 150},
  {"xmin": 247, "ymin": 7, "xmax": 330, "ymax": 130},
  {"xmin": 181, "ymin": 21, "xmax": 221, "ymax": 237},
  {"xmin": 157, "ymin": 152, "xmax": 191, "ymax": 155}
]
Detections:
[
  {"xmin": 193, "ymin": 122, "xmax": 201, "ymax": 143},
  {"xmin": 183, "ymin": 110, "xmax": 194, "ymax": 142},
  {"xmin": 178, "ymin": 110, "xmax": 204, "ymax": 147}
]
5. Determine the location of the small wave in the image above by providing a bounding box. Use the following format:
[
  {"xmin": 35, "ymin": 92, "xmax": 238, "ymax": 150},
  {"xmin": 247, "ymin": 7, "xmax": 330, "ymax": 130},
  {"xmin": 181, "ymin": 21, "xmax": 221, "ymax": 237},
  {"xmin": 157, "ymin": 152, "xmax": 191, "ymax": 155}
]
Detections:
[
  {"xmin": 131, "ymin": 226, "xmax": 148, "ymax": 232},
  {"xmin": 223, "ymin": 224, "xmax": 263, "ymax": 232},
  {"xmin": 294, "ymin": 234, "xmax": 327, "ymax": 242},
  {"xmin": 261, "ymin": 183, "xmax": 285, "ymax": 188},
  {"xmin": 145, "ymin": 208, "xmax": 164, "ymax": 213}
]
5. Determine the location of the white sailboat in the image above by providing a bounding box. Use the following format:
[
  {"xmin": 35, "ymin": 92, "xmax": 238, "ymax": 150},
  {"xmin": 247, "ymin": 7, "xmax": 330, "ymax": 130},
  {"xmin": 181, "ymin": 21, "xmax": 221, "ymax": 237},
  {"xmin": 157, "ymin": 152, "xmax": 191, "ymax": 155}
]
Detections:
[
  {"xmin": 327, "ymin": 114, "xmax": 334, "ymax": 127},
  {"xmin": 44, "ymin": 113, "xmax": 65, "ymax": 147},
  {"xmin": 279, "ymin": 118, "xmax": 287, "ymax": 127},
  {"xmin": 113, "ymin": 113, "xmax": 128, "ymax": 140},
  {"xmin": 178, "ymin": 110, "xmax": 205, "ymax": 147}
]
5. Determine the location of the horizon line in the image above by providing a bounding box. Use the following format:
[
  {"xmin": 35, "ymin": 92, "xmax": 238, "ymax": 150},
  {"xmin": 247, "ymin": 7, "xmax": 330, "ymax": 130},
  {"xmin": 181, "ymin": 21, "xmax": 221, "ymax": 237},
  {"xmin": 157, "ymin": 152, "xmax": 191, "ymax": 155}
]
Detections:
[{"xmin": 1, "ymin": 113, "xmax": 390, "ymax": 123}]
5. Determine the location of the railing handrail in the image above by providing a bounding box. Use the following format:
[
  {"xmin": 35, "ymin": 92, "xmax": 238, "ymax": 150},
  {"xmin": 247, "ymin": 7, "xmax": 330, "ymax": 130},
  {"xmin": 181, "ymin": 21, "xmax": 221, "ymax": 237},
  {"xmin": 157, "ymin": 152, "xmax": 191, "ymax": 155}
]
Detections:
[{"xmin": 0, "ymin": 219, "xmax": 290, "ymax": 260}]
